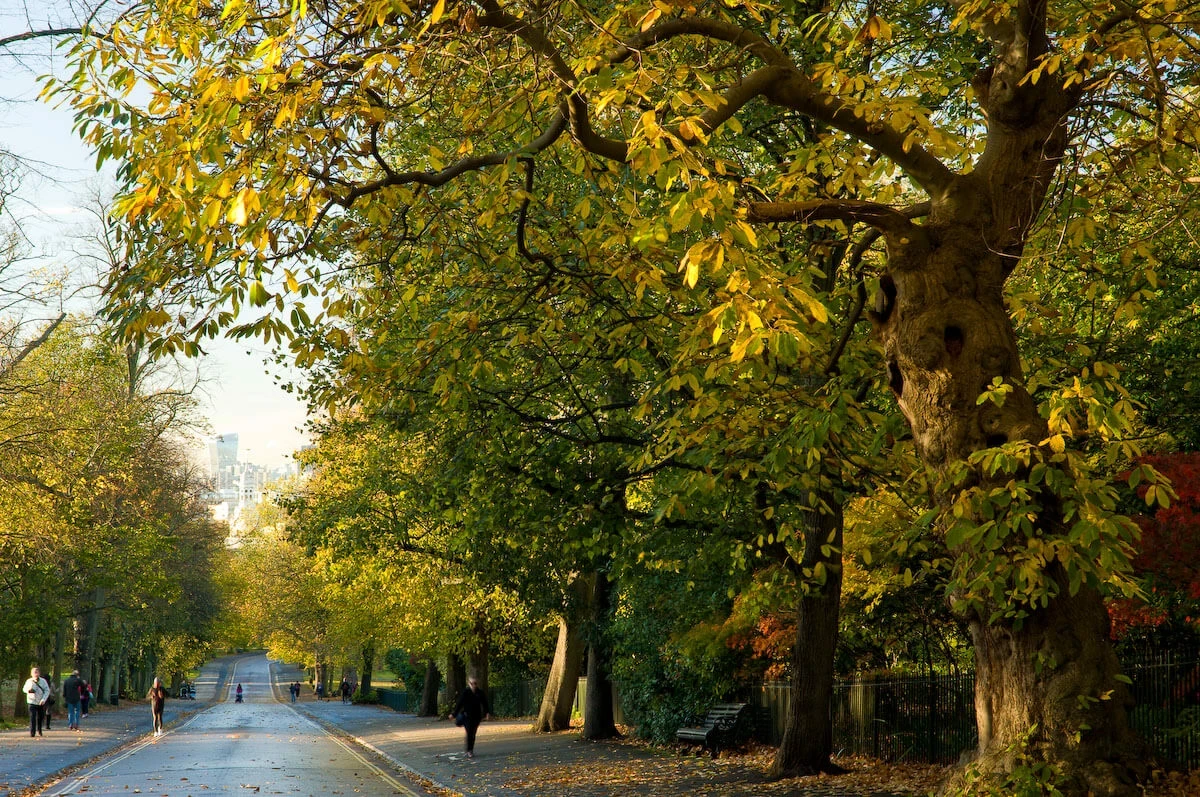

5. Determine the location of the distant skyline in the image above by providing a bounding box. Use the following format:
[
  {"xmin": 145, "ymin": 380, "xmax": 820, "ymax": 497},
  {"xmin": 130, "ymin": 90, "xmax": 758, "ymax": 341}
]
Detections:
[{"xmin": 2, "ymin": 11, "xmax": 311, "ymax": 468}]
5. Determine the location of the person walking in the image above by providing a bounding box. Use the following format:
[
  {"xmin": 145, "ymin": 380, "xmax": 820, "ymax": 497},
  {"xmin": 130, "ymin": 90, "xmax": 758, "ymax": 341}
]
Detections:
[
  {"xmin": 22, "ymin": 666, "xmax": 50, "ymax": 739},
  {"xmin": 340, "ymin": 677, "xmax": 351, "ymax": 704},
  {"xmin": 449, "ymin": 677, "xmax": 491, "ymax": 759},
  {"xmin": 63, "ymin": 670, "xmax": 84, "ymax": 731},
  {"xmin": 80, "ymin": 679, "xmax": 93, "ymax": 718},
  {"xmin": 290, "ymin": 681, "xmax": 300, "ymax": 703},
  {"xmin": 147, "ymin": 677, "xmax": 168, "ymax": 737},
  {"xmin": 43, "ymin": 680, "xmax": 56, "ymax": 730}
]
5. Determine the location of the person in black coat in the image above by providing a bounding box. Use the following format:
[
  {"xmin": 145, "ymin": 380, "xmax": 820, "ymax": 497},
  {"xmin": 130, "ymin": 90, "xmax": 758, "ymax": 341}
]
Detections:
[{"xmin": 449, "ymin": 677, "xmax": 491, "ymax": 758}]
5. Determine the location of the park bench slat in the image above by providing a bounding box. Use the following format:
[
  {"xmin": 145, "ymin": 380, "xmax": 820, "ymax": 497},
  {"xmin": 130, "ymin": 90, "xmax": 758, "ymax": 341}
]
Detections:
[{"xmin": 675, "ymin": 702, "xmax": 751, "ymax": 756}]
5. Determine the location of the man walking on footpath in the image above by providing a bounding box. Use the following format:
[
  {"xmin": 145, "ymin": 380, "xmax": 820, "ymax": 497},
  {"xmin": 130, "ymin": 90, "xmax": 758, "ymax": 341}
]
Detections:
[
  {"xmin": 63, "ymin": 669, "xmax": 84, "ymax": 731},
  {"xmin": 23, "ymin": 666, "xmax": 50, "ymax": 738},
  {"xmin": 450, "ymin": 677, "xmax": 491, "ymax": 759}
]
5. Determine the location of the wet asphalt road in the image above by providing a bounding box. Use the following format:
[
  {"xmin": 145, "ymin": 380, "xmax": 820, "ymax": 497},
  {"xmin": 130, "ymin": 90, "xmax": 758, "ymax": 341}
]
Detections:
[{"xmin": 38, "ymin": 656, "xmax": 430, "ymax": 797}]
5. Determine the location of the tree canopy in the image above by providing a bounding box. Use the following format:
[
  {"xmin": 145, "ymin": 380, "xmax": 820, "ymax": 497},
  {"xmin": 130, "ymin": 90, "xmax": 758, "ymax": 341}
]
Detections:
[{"xmin": 30, "ymin": 0, "xmax": 1200, "ymax": 792}]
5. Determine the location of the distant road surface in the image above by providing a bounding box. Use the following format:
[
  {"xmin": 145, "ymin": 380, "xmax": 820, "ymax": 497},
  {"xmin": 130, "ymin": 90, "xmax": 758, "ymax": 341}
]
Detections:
[{"xmin": 39, "ymin": 655, "xmax": 434, "ymax": 797}]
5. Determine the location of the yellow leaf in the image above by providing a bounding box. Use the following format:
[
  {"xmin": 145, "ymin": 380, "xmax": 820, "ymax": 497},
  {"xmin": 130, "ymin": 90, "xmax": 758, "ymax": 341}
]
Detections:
[
  {"xmin": 227, "ymin": 192, "xmax": 248, "ymax": 226},
  {"xmin": 233, "ymin": 75, "xmax": 251, "ymax": 101}
]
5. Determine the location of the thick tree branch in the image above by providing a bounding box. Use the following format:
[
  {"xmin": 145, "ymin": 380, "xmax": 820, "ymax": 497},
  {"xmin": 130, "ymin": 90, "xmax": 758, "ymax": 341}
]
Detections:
[{"xmin": 747, "ymin": 200, "xmax": 918, "ymax": 239}]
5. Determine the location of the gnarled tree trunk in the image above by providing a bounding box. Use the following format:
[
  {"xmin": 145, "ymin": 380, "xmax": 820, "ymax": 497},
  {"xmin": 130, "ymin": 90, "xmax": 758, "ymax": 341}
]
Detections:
[{"xmin": 876, "ymin": 203, "xmax": 1150, "ymax": 794}]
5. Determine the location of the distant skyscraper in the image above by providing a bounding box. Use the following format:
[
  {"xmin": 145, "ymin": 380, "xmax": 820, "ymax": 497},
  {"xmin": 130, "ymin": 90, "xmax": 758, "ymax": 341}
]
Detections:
[{"xmin": 208, "ymin": 433, "xmax": 239, "ymax": 488}]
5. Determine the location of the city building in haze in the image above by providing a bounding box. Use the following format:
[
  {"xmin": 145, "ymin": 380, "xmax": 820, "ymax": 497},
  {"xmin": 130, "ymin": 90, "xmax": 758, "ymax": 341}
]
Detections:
[
  {"xmin": 203, "ymin": 432, "xmax": 298, "ymax": 543},
  {"xmin": 207, "ymin": 433, "xmax": 239, "ymax": 490}
]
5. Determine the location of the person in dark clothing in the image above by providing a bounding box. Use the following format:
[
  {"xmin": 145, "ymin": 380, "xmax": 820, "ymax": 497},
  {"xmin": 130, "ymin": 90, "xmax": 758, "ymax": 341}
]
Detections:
[
  {"xmin": 449, "ymin": 677, "xmax": 490, "ymax": 758},
  {"xmin": 147, "ymin": 678, "xmax": 168, "ymax": 737},
  {"xmin": 80, "ymin": 680, "xmax": 92, "ymax": 718},
  {"xmin": 63, "ymin": 670, "xmax": 83, "ymax": 731},
  {"xmin": 340, "ymin": 678, "xmax": 351, "ymax": 703}
]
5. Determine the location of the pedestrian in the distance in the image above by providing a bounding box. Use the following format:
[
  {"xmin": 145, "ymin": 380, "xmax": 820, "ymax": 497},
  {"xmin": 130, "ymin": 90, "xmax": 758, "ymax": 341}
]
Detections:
[
  {"xmin": 449, "ymin": 677, "xmax": 491, "ymax": 759},
  {"xmin": 290, "ymin": 681, "xmax": 300, "ymax": 703},
  {"xmin": 340, "ymin": 677, "xmax": 351, "ymax": 703},
  {"xmin": 63, "ymin": 670, "xmax": 84, "ymax": 731},
  {"xmin": 316, "ymin": 681, "xmax": 324, "ymax": 701},
  {"xmin": 80, "ymin": 680, "xmax": 93, "ymax": 718},
  {"xmin": 147, "ymin": 677, "xmax": 168, "ymax": 737},
  {"xmin": 22, "ymin": 666, "xmax": 50, "ymax": 739}
]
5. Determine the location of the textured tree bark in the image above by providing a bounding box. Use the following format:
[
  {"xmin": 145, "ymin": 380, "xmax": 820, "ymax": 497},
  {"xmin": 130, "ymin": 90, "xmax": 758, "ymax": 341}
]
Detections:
[
  {"xmin": 582, "ymin": 570, "xmax": 618, "ymax": 740},
  {"xmin": 532, "ymin": 614, "xmax": 585, "ymax": 732},
  {"xmin": 770, "ymin": 504, "xmax": 845, "ymax": 778},
  {"xmin": 419, "ymin": 658, "xmax": 441, "ymax": 716},
  {"xmin": 876, "ymin": 216, "xmax": 1150, "ymax": 795}
]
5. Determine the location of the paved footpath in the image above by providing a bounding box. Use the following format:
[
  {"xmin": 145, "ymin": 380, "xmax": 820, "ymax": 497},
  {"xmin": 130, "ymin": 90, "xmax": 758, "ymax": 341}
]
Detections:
[
  {"xmin": 0, "ymin": 656, "xmax": 234, "ymax": 796},
  {"xmin": 1, "ymin": 656, "xmax": 923, "ymax": 797},
  {"xmin": 270, "ymin": 662, "xmax": 920, "ymax": 797}
]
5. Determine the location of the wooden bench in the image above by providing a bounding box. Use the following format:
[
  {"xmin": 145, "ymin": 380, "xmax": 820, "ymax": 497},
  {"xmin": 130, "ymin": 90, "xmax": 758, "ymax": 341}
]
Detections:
[{"xmin": 675, "ymin": 702, "xmax": 752, "ymax": 756}]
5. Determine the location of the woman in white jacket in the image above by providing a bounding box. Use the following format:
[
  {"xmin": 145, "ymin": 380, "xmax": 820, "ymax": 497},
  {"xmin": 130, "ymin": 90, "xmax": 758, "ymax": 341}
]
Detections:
[{"xmin": 22, "ymin": 666, "xmax": 50, "ymax": 738}]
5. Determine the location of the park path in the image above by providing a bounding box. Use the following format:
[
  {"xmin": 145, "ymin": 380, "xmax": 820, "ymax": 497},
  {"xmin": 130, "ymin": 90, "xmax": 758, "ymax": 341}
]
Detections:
[
  {"xmin": 1, "ymin": 654, "xmax": 929, "ymax": 796},
  {"xmin": 273, "ymin": 659, "xmax": 926, "ymax": 797},
  {"xmin": 0, "ymin": 656, "xmax": 232, "ymax": 795}
]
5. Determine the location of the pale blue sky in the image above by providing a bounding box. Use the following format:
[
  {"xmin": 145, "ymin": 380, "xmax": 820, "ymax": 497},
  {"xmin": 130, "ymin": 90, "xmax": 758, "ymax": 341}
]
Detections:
[{"xmin": 1, "ymin": 6, "xmax": 310, "ymax": 468}]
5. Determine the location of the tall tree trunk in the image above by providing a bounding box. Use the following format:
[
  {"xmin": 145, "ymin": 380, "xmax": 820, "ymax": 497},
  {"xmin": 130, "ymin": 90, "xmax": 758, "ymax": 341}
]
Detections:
[
  {"xmin": 532, "ymin": 613, "xmax": 586, "ymax": 732},
  {"xmin": 74, "ymin": 587, "xmax": 106, "ymax": 680},
  {"xmin": 100, "ymin": 654, "xmax": 116, "ymax": 705},
  {"xmin": 53, "ymin": 621, "xmax": 67, "ymax": 697},
  {"xmin": 582, "ymin": 570, "xmax": 617, "ymax": 740},
  {"xmin": 359, "ymin": 642, "xmax": 375, "ymax": 699},
  {"xmin": 445, "ymin": 652, "xmax": 466, "ymax": 710},
  {"xmin": 771, "ymin": 503, "xmax": 845, "ymax": 778},
  {"xmin": 467, "ymin": 632, "xmax": 489, "ymax": 694},
  {"xmin": 419, "ymin": 659, "xmax": 441, "ymax": 716}
]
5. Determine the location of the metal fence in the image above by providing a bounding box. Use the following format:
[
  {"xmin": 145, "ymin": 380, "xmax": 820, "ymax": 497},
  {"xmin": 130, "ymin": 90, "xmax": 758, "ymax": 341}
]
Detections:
[
  {"xmin": 751, "ymin": 644, "xmax": 1200, "ymax": 769},
  {"xmin": 1123, "ymin": 643, "xmax": 1200, "ymax": 771},
  {"xmin": 752, "ymin": 673, "xmax": 976, "ymax": 764},
  {"xmin": 375, "ymin": 687, "xmax": 409, "ymax": 713}
]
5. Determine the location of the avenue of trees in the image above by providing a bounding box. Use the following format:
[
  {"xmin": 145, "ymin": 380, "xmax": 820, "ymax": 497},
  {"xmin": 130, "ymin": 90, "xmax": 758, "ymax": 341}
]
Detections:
[
  {"xmin": 2, "ymin": 0, "xmax": 1200, "ymax": 794},
  {"xmin": 0, "ymin": 314, "xmax": 226, "ymax": 713}
]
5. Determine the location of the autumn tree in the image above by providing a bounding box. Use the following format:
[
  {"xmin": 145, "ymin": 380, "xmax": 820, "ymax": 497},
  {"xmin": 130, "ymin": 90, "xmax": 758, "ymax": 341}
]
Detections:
[{"xmin": 52, "ymin": 0, "xmax": 1200, "ymax": 791}]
